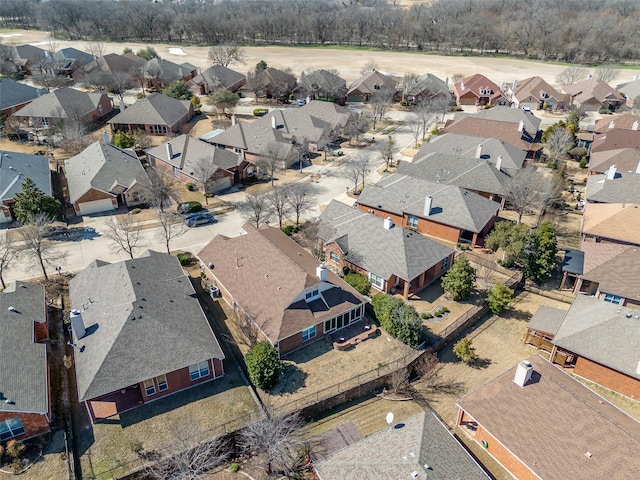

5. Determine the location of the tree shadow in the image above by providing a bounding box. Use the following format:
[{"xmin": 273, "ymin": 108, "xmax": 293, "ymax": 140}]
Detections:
[
  {"xmin": 470, "ymin": 357, "xmax": 492, "ymax": 369},
  {"xmin": 47, "ymin": 226, "xmax": 100, "ymax": 242},
  {"xmin": 269, "ymin": 363, "xmax": 308, "ymax": 396},
  {"xmin": 507, "ymin": 308, "xmax": 532, "ymax": 322}
]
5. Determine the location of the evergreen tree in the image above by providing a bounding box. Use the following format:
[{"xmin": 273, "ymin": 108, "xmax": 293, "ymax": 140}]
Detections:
[
  {"xmin": 13, "ymin": 178, "xmax": 60, "ymax": 224},
  {"xmin": 441, "ymin": 257, "xmax": 476, "ymax": 301},
  {"xmin": 524, "ymin": 222, "xmax": 558, "ymax": 285}
]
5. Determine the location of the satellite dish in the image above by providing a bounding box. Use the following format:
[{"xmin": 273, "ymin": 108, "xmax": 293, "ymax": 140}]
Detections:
[{"xmin": 386, "ymin": 412, "xmax": 394, "ymax": 426}]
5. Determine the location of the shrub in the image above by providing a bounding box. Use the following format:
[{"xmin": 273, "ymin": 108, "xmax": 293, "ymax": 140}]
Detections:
[
  {"xmin": 130, "ymin": 208, "xmax": 141, "ymax": 214},
  {"xmin": 487, "ymin": 283, "xmax": 514, "ymax": 314},
  {"xmin": 112, "ymin": 130, "xmax": 136, "ymax": 149},
  {"xmin": 598, "ymin": 108, "xmax": 612, "ymax": 114},
  {"xmin": 420, "ymin": 312, "xmax": 427, "ymax": 319},
  {"xmin": 135, "ymin": 92, "xmax": 146, "ymax": 100},
  {"xmin": 176, "ymin": 252, "xmax": 190, "ymax": 266},
  {"xmin": 281, "ymin": 225, "xmax": 297, "ymax": 236},
  {"xmin": 344, "ymin": 272, "xmax": 371, "ymax": 296},
  {"xmin": 129, "ymin": 439, "xmax": 143, "ymax": 455},
  {"xmin": 441, "ymin": 257, "xmax": 476, "ymax": 301},
  {"xmin": 229, "ymin": 463, "xmax": 240, "ymax": 473},
  {"xmin": 6, "ymin": 440, "xmax": 26, "ymax": 459},
  {"xmin": 342, "ymin": 266, "xmax": 352, "ymax": 276},
  {"xmin": 579, "ymin": 157, "xmax": 588, "ymax": 169},
  {"xmin": 246, "ymin": 341, "xmax": 281, "ymax": 390},
  {"xmin": 371, "ymin": 294, "xmax": 422, "ymax": 347},
  {"xmin": 11, "ymin": 459, "xmax": 21, "ymax": 474},
  {"xmin": 177, "ymin": 201, "xmax": 202, "ymax": 214},
  {"xmin": 569, "ymin": 146, "xmax": 588, "ymax": 159},
  {"xmin": 453, "ymin": 338, "xmax": 477, "ymax": 364},
  {"xmin": 186, "ymin": 182, "xmax": 196, "ymax": 191}
]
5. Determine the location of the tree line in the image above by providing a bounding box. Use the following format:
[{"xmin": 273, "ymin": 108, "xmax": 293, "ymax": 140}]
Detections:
[{"xmin": 3, "ymin": 0, "xmax": 640, "ymax": 64}]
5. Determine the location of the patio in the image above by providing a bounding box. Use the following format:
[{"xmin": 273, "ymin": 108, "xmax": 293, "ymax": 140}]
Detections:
[
  {"xmin": 329, "ymin": 320, "xmax": 378, "ymax": 350},
  {"xmin": 88, "ymin": 385, "xmax": 143, "ymax": 422}
]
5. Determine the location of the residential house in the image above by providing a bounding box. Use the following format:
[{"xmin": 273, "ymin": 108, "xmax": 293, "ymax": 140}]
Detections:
[
  {"xmin": 145, "ymin": 134, "xmax": 244, "ymax": 193},
  {"xmin": 549, "ymin": 296, "xmax": 640, "ymax": 398},
  {"xmin": 616, "ymin": 77, "xmax": 640, "ymax": 107},
  {"xmin": 108, "ymin": 92, "xmax": 194, "ymax": 136},
  {"xmin": 46, "ymin": 47, "xmax": 95, "ymax": 77},
  {"xmin": 564, "ymin": 78, "xmax": 624, "ymax": 111},
  {"xmin": 298, "ymin": 69, "xmax": 347, "ymax": 103},
  {"xmin": 507, "ymin": 76, "xmax": 569, "ymax": 111},
  {"xmin": 581, "ymin": 202, "xmax": 640, "ymax": 246},
  {"xmin": 402, "ymin": 72, "xmax": 450, "ymax": 105},
  {"xmin": 9, "ymin": 44, "xmax": 47, "ymax": 74},
  {"xmin": 0, "ymin": 151, "xmax": 52, "ymax": 224},
  {"xmin": 586, "ymin": 167, "xmax": 640, "ymax": 204},
  {"xmin": 346, "ymin": 70, "xmax": 398, "ymax": 103},
  {"xmin": 70, "ymin": 250, "xmax": 225, "ymax": 423},
  {"xmin": 524, "ymin": 305, "xmax": 568, "ymax": 352},
  {"xmin": 11, "ymin": 87, "xmax": 113, "ymax": 129},
  {"xmin": 457, "ymin": 355, "xmax": 640, "ymax": 480},
  {"xmin": 593, "ymin": 114, "xmax": 640, "ymax": 134},
  {"xmin": 313, "ymin": 411, "xmax": 489, "ymax": 480},
  {"xmin": 188, "ymin": 64, "xmax": 246, "ymax": 95},
  {"xmin": 588, "ymin": 148, "xmax": 640, "ymax": 175},
  {"xmin": 398, "ymin": 151, "xmax": 511, "ymax": 205},
  {"xmin": 453, "ymin": 73, "xmax": 507, "ymax": 107},
  {"xmin": 82, "ymin": 52, "xmax": 146, "ymax": 83},
  {"xmin": 356, "ymin": 174, "xmax": 500, "ymax": 247},
  {"xmin": 319, "ymin": 200, "xmax": 455, "ymax": 298},
  {"xmin": 0, "ymin": 78, "xmax": 47, "ymax": 116},
  {"xmin": 240, "ymin": 67, "xmax": 297, "ymax": 100},
  {"xmin": 198, "ymin": 224, "xmax": 367, "ymax": 357},
  {"xmin": 416, "ymin": 133, "xmax": 526, "ymax": 176},
  {"xmin": 591, "ymin": 129, "xmax": 640, "ymax": 155},
  {"xmin": 0, "ymin": 282, "xmax": 51, "ymax": 441},
  {"xmin": 143, "ymin": 57, "xmax": 198, "ymax": 91},
  {"xmin": 64, "ymin": 139, "xmax": 149, "ymax": 215},
  {"xmin": 453, "ymin": 105, "xmax": 542, "ymax": 136},
  {"xmin": 211, "ymin": 100, "xmax": 354, "ymax": 167}
]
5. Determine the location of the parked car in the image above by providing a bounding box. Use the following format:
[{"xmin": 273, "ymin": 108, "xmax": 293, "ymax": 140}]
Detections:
[
  {"xmin": 297, "ymin": 98, "xmax": 306, "ymax": 106},
  {"xmin": 185, "ymin": 213, "xmax": 214, "ymax": 227}
]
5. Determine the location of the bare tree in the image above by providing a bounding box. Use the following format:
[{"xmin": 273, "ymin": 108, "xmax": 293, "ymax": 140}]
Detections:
[
  {"xmin": 143, "ymin": 170, "xmax": 180, "ymax": 212},
  {"xmin": 378, "ymin": 135, "xmax": 397, "ymax": 169},
  {"xmin": 131, "ymin": 65, "xmax": 146, "ymax": 93},
  {"xmin": 156, "ymin": 211, "xmax": 185, "ymax": 254},
  {"xmin": 0, "ymin": 232, "xmax": 18, "ymax": 289},
  {"xmin": 538, "ymin": 171, "xmax": 565, "ymax": 222},
  {"xmin": 208, "ymin": 44, "xmax": 246, "ymax": 67},
  {"xmin": 240, "ymin": 192, "xmax": 270, "ymax": 228},
  {"xmin": 192, "ymin": 157, "xmax": 218, "ymax": 205},
  {"xmin": 239, "ymin": 413, "xmax": 305, "ymax": 477},
  {"xmin": 102, "ymin": 214, "xmax": 145, "ymax": 259},
  {"xmin": 19, "ymin": 214, "xmax": 68, "ymax": 281},
  {"xmin": 258, "ymin": 142, "xmax": 289, "ymax": 187},
  {"xmin": 507, "ymin": 168, "xmax": 562, "ymax": 223},
  {"xmin": 346, "ymin": 162, "xmax": 360, "ymax": 195},
  {"xmin": 345, "ymin": 112, "xmax": 369, "ymax": 145},
  {"xmin": 546, "ymin": 127, "xmax": 574, "ymax": 165},
  {"xmin": 360, "ymin": 59, "xmax": 378, "ymax": 76},
  {"xmin": 556, "ymin": 66, "xmax": 587, "ymax": 86},
  {"xmin": 355, "ymin": 151, "xmax": 372, "ymax": 190},
  {"xmin": 388, "ymin": 367, "xmax": 409, "ymax": 394},
  {"xmin": 84, "ymin": 41, "xmax": 105, "ymax": 58},
  {"xmin": 287, "ymin": 183, "xmax": 313, "ymax": 228},
  {"xmin": 408, "ymin": 114, "xmax": 422, "ymax": 148},
  {"xmin": 415, "ymin": 100, "xmax": 435, "ymax": 138},
  {"xmin": 267, "ymin": 185, "xmax": 290, "ymax": 229},
  {"xmin": 595, "ymin": 66, "xmax": 620, "ymax": 84},
  {"xmin": 369, "ymin": 89, "xmax": 394, "ymax": 130},
  {"xmin": 237, "ymin": 311, "xmax": 260, "ymax": 347},
  {"xmin": 296, "ymin": 219, "xmax": 324, "ymax": 260},
  {"xmin": 245, "ymin": 68, "xmax": 265, "ymax": 102}
]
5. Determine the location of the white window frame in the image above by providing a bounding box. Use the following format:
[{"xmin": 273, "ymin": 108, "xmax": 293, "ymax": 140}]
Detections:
[
  {"xmin": 441, "ymin": 256, "xmax": 450, "ymax": 270},
  {"xmin": 143, "ymin": 378, "xmax": 156, "ymax": 396},
  {"xmin": 0, "ymin": 418, "xmax": 25, "ymax": 441},
  {"xmin": 189, "ymin": 361, "xmax": 210, "ymax": 381},
  {"xmin": 305, "ymin": 289, "xmax": 319, "ymax": 301},
  {"xmin": 407, "ymin": 215, "xmax": 418, "ymax": 228},
  {"xmin": 302, "ymin": 325, "xmax": 316, "ymax": 342},
  {"xmin": 173, "ymin": 166, "xmax": 179, "ymax": 177},
  {"xmin": 369, "ymin": 272, "xmax": 385, "ymax": 290},
  {"xmin": 156, "ymin": 374, "xmax": 168, "ymax": 392},
  {"xmin": 330, "ymin": 252, "xmax": 340, "ymax": 263},
  {"xmin": 603, "ymin": 293, "xmax": 623, "ymax": 305},
  {"xmin": 41, "ymin": 117, "xmax": 49, "ymax": 127}
]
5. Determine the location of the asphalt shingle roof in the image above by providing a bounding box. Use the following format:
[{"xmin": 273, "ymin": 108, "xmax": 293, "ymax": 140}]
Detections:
[
  {"xmin": 579, "ymin": 242, "xmax": 640, "ymax": 300},
  {"xmin": 403, "ymin": 72, "xmax": 449, "ymax": 98},
  {"xmin": 12, "ymin": 87, "xmax": 105, "ymax": 119},
  {"xmin": 347, "ymin": 70, "xmax": 397, "ymax": 96},
  {"xmin": 564, "ymin": 78, "xmax": 624, "ymax": 106},
  {"xmin": 444, "ymin": 117, "xmax": 540, "ymax": 153},
  {"xmin": 586, "ymin": 171, "xmax": 640, "ymax": 203},
  {"xmin": 453, "ymin": 105, "xmax": 541, "ymax": 134},
  {"xmin": 190, "ymin": 64, "xmax": 245, "ymax": 90},
  {"xmin": 320, "ymin": 200, "xmax": 454, "ymax": 282},
  {"xmin": 0, "ymin": 282, "xmax": 48, "ymax": 414},
  {"xmin": 582, "ymin": 203, "xmax": 640, "ymax": 245},
  {"xmin": 144, "ymin": 58, "xmax": 195, "ymax": 84},
  {"xmin": 0, "ymin": 78, "xmax": 46, "ymax": 111},
  {"xmin": 589, "ymin": 147, "xmax": 640, "ymax": 174},
  {"xmin": 0, "ymin": 151, "xmax": 51, "ymax": 201},
  {"xmin": 527, "ymin": 305, "xmax": 568, "ymax": 335},
  {"xmin": 108, "ymin": 92, "xmax": 191, "ymax": 128},
  {"xmin": 71, "ymin": 251, "xmax": 224, "ymax": 402}
]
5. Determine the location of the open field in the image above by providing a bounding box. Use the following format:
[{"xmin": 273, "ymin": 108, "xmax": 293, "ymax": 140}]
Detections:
[{"xmin": 5, "ymin": 29, "xmax": 640, "ymax": 88}]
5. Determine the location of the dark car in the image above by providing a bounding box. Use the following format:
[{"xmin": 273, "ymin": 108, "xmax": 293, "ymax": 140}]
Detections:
[{"xmin": 184, "ymin": 213, "xmax": 214, "ymax": 227}]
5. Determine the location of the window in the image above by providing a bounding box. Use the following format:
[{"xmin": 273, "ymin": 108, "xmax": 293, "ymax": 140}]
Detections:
[
  {"xmin": 0, "ymin": 418, "xmax": 25, "ymax": 441},
  {"xmin": 41, "ymin": 117, "xmax": 49, "ymax": 127},
  {"xmin": 156, "ymin": 374, "xmax": 168, "ymax": 392},
  {"xmin": 408, "ymin": 215, "xmax": 418, "ymax": 228},
  {"xmin": 369, "ymin": 272, "xmax": 385, "ymax": 290},
  {"xmin": 603, "ymin": 293, "xmax": 623, "ymax": 305},
  {"xmin": 441, "ymin": 256, "xmax": 450, "ymax": 270},
  {"xmin": 302, "ymin": 325, "xmax": 316, "ymax": 342},
  {"xmin": 189, "ymin": 361, "xmax": 210, "ymax": 381},
  {"xmin": 330, "ymin": 252, "xmax": 340, "ymax": 263},
  {"xmin": 173, "ymin": 166, "xmax": 179, "ymax": 177},
  {"xmin": 143, "ymin": 379, "xmax": 156, "ymax": 396},
  {"xmin": 305, "ymin": 289, "xmax": 319, "ymax": 301}
]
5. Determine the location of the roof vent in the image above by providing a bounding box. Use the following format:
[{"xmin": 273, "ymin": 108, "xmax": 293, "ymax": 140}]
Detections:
[
  {"xmin": 514, "ymin": 360, "xmax": 533, "ymax": 387},
  {"xmin": 7, "ymin": 306, "xmax": 18, "ymax": 313},
  {"xmin": 411, "ymin": 472, "xmax": 419, "ymax": 479},
  {"xmin": 626, "ymin": 312, "xmax": 632, "ymax": 318}
]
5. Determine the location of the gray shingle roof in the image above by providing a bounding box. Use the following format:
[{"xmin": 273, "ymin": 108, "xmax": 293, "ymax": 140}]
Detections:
[
  {"xmin": 358, "ymin": 174, "xmax": 500, "ymax": 233},
  {"xmin": 108, "ymin": 92, "xmax": 191, "ymax": 128},
  {"xmin": 52, "ymin": 47, "xmax": 95, "ymax": 66},
  {"xmin": 417, "ymin": 133, "xmax": 525, "ymax": 175},
  {"xmin": 314, "ymin": 411, "xmax": 489, "ymax": 480},
  {"xmin": 617, "ymin": 78, "xmax": 640, "ymax": 101},
  {"xmin": 0, "ymin": 78, "xmax": 46, "ymax": 111},
  {"xmin": 0, "ymin": 282, "xmax": 48, "ymax": 414},
  {"xmin": 144, "ymin": 58, "xmax": 195, "ymax": 83},
  {"xmin": 347, "ymin": 70, "xmax": 397, "ymax": 97},
  {"xmin": 403, "ymin": 72, "xmax": 449, "ymax": 97},
  {"xmin": 64, "ymin": 141, "xmax": 149, "ymax": 203},
  {"xmin": 84, "ymin": 53, "xmax": 146, "ymax": 77},
  {"xmin": 399, "ymin": 152, "xmax": 510, "ymax": 196},
  {"xmin": 12, "ymin": 87, "xmax": 106, "ymax": 119},
  {"xmin": 320, "ymin": 200, "xmax": 454, "ymax": 282},
  {"xmin": 12, "ymin": 45, "xmax": 46, "ymax": 66},
  {"xmin": 71, "ymin": 251, "xmax": 224, "ymax": 402},
  {"xmin": 190, "ymin": 64, "xmax": 245, "ymax": 90},
  {"xmin": 453, "ymin": 105, "xmax": 541, "ymax": 135},
  {"xmin": 0, "ymin": 151, "xmax": 51, "ymax": 201},
  {"xmin": 527, "ymin": 305, "xmax": 568, "ymax": 335},
  {"xmin": 586, "ymin": 171, "xmax": 640, "ymax": 204},
  {"xmin": 553, "ymin": 295, "xmax": 640, "ymax": 380}
]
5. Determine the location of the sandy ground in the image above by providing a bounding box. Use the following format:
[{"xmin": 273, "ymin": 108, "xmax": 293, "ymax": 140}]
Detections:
[{"xmin": 5, "ymin": 29, "xmax": 640, "ymax": 88}]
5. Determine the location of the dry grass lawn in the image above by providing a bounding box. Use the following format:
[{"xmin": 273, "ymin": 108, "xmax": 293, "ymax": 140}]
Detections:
[{"xmin": 0, "ymin": 432, "xmax": 68, "ymax": 480}]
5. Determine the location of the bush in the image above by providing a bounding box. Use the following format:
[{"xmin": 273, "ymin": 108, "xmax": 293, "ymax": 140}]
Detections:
[
  {"xmin": 441, "ymin": 257, "xmax": 476, "ymax": 301},
  {"xmin": 129, "ymin": 439, "xmax": 143, "ymax": 455},
  {"xmin": 371, "ymin": 294, "xmax": 422, "ymax": 347},
  {"xmin": 281, "ymin": 225, "xmax": 297, "ymax": 236},
  {"xmin": 112, "ymin": 130, "xmax": 136, "ymax": 149},
  {"xmin": 230, "ymin": 463, "xmax": 240, "ymax": 473},
  {"xmin": 579, "ymin": 157, "xmax": 588, "ymax": 169},
  {"xmin": 246, "ymin": 341, "xmax": 281, "ymax": 390},
  {"xmin": 453, "ymin": 338, "xmax": 477, "ymax": 364},
  {"xmin": 135, "ymin": 92, "xmax": 146, "ymax": 99},
  {"xmin": 6, "ymin": 440, "xmax": 26, "ymax": 459},
  {"xmin": 186, "ymin": 182, "xmax": 196, "ymax": 191},
  {"xmin": 569, "ymin": 146, "xmax": 588, "ymax": 159},
  {"xmin": 420, "ymin": 312, "xmax": 427, "ymax": 319},
  {"xmin": 177, "ymin": 201, "xmax": 202, "ymax": 214},
  {"xmin": 487, "ymin": 283, "xmax": 514, "ymax": 314},
  {"xmin": 344, "ymin": 272, "xmax": 371, "ymax": 296},
  {"xmin": 11, "ymin": 459, "xmax": 21, "ymax": 474},
  {"xmin": 598, "ymin": 108, "xmax": 612, "ymax": 114},
  {"xmin": 176, "ymin": 252, "xmax": 191, "ymax": 266}
]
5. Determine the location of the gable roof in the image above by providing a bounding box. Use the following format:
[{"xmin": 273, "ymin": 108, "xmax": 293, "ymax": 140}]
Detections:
[
  {"xmin": 108, "ymin": 92, "xmax": 191, "ymax": 128},
  {"xmin": 617, "ymin": 78, "xmax": 640, "ymax": 102},
  {"xmin": 320, "ymin": 200, "xmax": 454, "ymax": 282},
  {"xmin": 84, "ymin": 53, "xmax": 146, "ymax": 76},
  {"xmin": 144, "ymin": 57, "xmax": 196, "ymax": 83},
  {"xmin": 314, "ymin": 411, "xmax": 489, "ymax": 480},
  {"xmin": 300, "ymin": 69, "xmax": 347, "ymax": 97},
  {"xmin": 579, "ymin": 242, "xmax": 640, "ymax": 299},
  {"xmin": 12, "ymin": 44, "xmax": 47, "ymax": 66},
  {"xmin": 358, "ymin": 174, "xmax": 500, "ymax": 233},
  {"xmin": 0, "ymin": 282, "xmax": 48, "ymax": 414},
  {"xmin": 457, "ymin": 355, "xmax": 640, "ymax": 480},
  {"xmin": 591, "ymin": 129, "xmax": 640, "ymax": 153},
  {"xmin": 582, "ymin": 202, "xmax": 640, "ymax": 245},
  {"xmin": 399, "ymin": 152, "xmax": 511, "ymax": 197},
  {"xmin": 443, "ymin": 117, "xmax": 540, "ymax": 153},
  {"xmin": 0, "ymin": 151, "xmax": 51, "ymax": 201},
  {"xmin": 347, "ymin": 70, "xmax": 397, "ymax": 96},
  {"xmin": 453, "ymin": 105, "xmax": 541, "ymax": 134},
  {"xmin": 12, "ymin": 87, "xmax": 106, "ymax": 119},
  {"xmin": 586, "ymin": 171, "xmax": 640, "ymax": 203},
  {"xmin": 53, "ymin": 47, "xmax": 94, "ymax": 66},
  {"xmin": 511, "ymin": 76, "xmax": 569, "ymax": 106},
  {"xmin": 71, "ymin": 251, "xmax": 224, "ymax": 402},
  {"xmin": 564, "ymin": 78, "xmax": 624, "ymax": 105},
  {"xmin": 554, "ymin": 295, "xmax": 640, "ymax": 379},
  {"xmin": 64, "ymin": 141, "xmax": 149, "ymax": 203},
  {"xmin": 145, "ymin": 134, "xmax": 241, "ymax": 176},
  {"xmin": 0, "ymin": 78, "xmax": 46, "ymax": 111},
  {"xmin": 417, "ymin": 133, "xmax": 525, "ymax": 175},
  {"xmin": 403, "ymin": 72, "xmax": 449, "ymax": 98},
  {"xmin": 594, "ymin": 113, "xmax": 640, "ymax": 134},
  {"xmin": 527, "ymin": 304, "xmax": 568, "ymax": 336},
  {"xmin": 589, "ymin": 147, "xmax": 640, "ymax": 174},
  {"xmin": 189, "ymin": 64, "xmax": 245, "ymax": 91},
  {"xmin": 454, "ymin": 73, "xmax": 504, "ymax": 102},
  {"xmin": 198, "ymin": 224, "xmax": 366, "ymax": 343}
]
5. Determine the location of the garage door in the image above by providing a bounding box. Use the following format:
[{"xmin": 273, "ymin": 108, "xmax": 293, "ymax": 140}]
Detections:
[
  {"xmin": 209, "ymin": 176, "xmax": 232, "ymax": 194},
  {"xmin": 79, "ymin": 199, "xmax": 115, "ymax": 215}
]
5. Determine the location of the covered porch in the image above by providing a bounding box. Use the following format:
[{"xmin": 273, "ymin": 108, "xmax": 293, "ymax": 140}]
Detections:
[{"xmin": 86, "ymin": 384, "xmax": 144, "ymax": 423}]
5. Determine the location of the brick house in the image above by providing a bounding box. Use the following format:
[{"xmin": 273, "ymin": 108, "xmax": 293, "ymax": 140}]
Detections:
[
  {"xmin": 0, "ymin": 78, "xmax": 47, "ymax": 116},
  {"xmin": 457, "ymin": 355, "xmax": 640, "ymax": 480},
  {"xmin": 506, "ymin": 76, "xmax": 569, "ymax": 111},
  {"xmin": 198, "ymin": 224, "xmax": 367, "ymax": 357},
  {"xmin": 0, "ymin": 282, "xmax": 51, "ymax": 441},
  {"xmin": 188, "ymin": 64, "xmax": 246, "ymax": 95},
  {"xmin": 581, "ymin": 202, "xmax": 640, "ymax": 246},
  {"xmin": 453, "ymin": 73, "xmax": 507, "ymax": 107},
  {"xmin": 346, "ymin": 70, "xmax": 398, "ymax": 103},
  {"xmin": 564, "ymin": 78, "xmax": 624, "ymax": 111},
  {"xmin": 356, "ymin": 174, "xmax": 499, "ymax": 248},
  {"xmin": 319, "ymin": 200, "xmax": 455, "ymax": 298},
  {"xmin": 142, "ymin": 58, "xmax": 198, "ymax": 91},
  {"xmin": 70, "ymin": 251, "xmax": 225, "ymax": 423}
]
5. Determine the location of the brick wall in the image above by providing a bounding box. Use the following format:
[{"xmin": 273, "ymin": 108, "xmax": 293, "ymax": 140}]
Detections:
[
  {"xmin": 415, "ymin": 217, "xmax": 461, "ymax": 243},
  {"xmin": 0, "ymin": 411, "xmax": 50, "ymax": 441},
  {"xmin": 573, "ymin": 356, "xmax": 640, "ymax": 400},
  {"xmin": 279, "ymin": 321, "xmax": 325, "ymax": 356},
  {"xmin": 74, "ymin": 188, "xmax": 115, "ymax": 206},
  {"xmin": 139, "ymin": 359, "xmax": 223, "ymax": 403}
]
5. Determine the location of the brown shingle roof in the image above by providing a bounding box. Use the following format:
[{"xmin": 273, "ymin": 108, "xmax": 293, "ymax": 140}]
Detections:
[
  {"xmin": 347, "ymin": 70, "xmax": 398, "ymax": 97},
  {"xmin": 457, "ymin": 355, "xmax": 640, "ymax": 480},
  {"xmin": 579, "ymin": 242, "xmax": 640, "ymax": 299},
  {"xmin": 594, "ymin": 114, "xmax": 640, "ymax": 133},
  {"xmin": 511, "ymin": 76, "xmax": 569, "ymax": 106},
  {"xmin": 581, "ymin": 202, "xmax": 640, "ymax": 245},
  {"xmin": 443, "ymin": 117, "xmax": 540, "ymax": 153},
  {"xmin": 454, "ymin": 73, "xmax": 504, "ymax": 103},
  {"xmin": 589, "ymin": 147, "xmax": 640, "ymax": 174},
  {"xmin": 591, "ymin": 129, "xmax": 640, "ymax": 153},
  {"xmin": 564, "ymin": 78, "xmax": 624, "ymax": 106}
]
